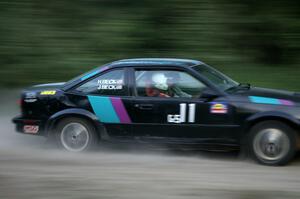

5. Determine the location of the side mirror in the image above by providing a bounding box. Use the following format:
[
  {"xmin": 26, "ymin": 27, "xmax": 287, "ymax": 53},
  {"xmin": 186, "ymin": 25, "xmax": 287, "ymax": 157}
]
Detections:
[{"xmin": 200, "ymin": 88, "xmax": 220, "ymax": 100}]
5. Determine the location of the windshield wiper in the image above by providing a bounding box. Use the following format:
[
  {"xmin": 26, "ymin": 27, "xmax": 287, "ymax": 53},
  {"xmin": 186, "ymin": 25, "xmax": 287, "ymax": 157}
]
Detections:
[{"xmin": 225, "ymin": 83, "xmax": 251, "ymax": 92}]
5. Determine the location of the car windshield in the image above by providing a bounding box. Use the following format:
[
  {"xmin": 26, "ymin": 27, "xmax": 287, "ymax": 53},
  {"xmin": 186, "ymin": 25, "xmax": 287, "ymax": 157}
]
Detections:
[{"xmin": 192, "ymin": 64, "xmax": 239, "ymax": 91}]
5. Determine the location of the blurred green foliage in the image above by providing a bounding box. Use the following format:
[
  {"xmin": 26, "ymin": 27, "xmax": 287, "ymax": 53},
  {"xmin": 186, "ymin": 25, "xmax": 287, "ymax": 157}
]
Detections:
[{"xmin": 0, "ymin": 0, "xmax": 299, "ymax": 90}]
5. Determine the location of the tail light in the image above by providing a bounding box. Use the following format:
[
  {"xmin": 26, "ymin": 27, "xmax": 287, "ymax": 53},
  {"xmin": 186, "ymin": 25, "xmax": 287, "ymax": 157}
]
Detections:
[{"xmin": 17, "ymin": 99, "xmax": 22, "ymax": 106}]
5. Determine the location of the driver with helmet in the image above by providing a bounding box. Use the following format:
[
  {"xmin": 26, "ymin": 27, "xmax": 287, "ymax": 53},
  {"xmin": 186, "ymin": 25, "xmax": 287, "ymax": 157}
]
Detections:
[
  {"xmin": 146, "ymin": 73, "xmax": 170, "ymax": 97},
  {"xmin": 145, "ymin": 72, "xmax": 191, "ymax": 98}
]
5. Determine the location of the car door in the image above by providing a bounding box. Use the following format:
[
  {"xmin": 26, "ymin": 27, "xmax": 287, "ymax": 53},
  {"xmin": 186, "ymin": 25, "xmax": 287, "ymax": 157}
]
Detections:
[{"xmin": 129, "ymin": 67, "xmax": 237, "ymax": 143}]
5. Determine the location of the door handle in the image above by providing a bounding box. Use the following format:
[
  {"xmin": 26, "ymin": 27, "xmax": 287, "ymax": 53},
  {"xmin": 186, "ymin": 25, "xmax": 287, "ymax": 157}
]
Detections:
[{"xmin": 134, "ymin": 104, "xmax": 154, "ymax": 110}]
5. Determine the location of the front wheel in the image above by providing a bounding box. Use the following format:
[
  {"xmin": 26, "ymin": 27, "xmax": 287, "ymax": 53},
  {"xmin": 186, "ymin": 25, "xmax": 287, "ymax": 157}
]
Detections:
[
  {"xmin": 248, "ymin": 120, "xmax": 297, "ymax": 166},
  {"xmin": 55, "ymin": 117, "xmax": 99, "ymax": 152}
]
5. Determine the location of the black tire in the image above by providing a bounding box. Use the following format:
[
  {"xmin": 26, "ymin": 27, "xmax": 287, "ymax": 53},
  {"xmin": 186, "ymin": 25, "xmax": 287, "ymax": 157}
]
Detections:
[
  {"xmin": 55, "ymin": 117, "xmax": 99, "ymax": 152},
  {"xmin": 247, "ymin": 120, "xmax": 297, "ymax": 166}
]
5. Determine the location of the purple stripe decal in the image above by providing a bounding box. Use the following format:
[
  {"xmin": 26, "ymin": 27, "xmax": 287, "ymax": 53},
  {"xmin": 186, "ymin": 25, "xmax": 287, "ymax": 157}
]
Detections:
[
  {"xmin": 100, "ymin": 66, "xmax": 109, "ymax": 72},
  {"xmin": 279, "ymin": 99, "xmax": 294, "ymax": 106},
  {"xmin": 110, "ymin": 97, "xmax": 132, "ymax": 123}
]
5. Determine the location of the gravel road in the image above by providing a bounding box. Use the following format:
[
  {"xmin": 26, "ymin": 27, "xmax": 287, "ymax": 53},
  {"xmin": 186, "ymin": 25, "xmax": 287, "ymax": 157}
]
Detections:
[{"xmin": 0, "ymin": 89, "xmax": 300, "ymax": 199}]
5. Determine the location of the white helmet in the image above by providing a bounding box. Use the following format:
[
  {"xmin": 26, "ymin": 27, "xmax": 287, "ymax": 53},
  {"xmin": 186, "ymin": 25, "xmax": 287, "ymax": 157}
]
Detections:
[{"xmin": 152, "ymin": 73, "xmax": 168, "ymax": 91}]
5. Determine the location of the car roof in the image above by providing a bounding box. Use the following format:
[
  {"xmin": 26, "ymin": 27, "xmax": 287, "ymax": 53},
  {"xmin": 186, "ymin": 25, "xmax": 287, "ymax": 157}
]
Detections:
[
  {"xmin": 109, "ymin": 58, "xmax": 203, "ymax": 68},
  {"xmin": 63, "ymin": 58, "xmax": 203, "ymax": 90}
]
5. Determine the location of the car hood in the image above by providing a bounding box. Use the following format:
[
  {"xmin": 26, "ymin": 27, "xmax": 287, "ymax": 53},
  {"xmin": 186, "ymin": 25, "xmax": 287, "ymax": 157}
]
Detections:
[{"xmin": 231, "ymin": 86, "xmax": 300, "ymax": 104}]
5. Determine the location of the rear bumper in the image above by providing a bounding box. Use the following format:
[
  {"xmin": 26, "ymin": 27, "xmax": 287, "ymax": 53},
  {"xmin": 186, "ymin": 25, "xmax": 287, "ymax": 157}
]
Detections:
[{"xmin": 12, "ymin": 116, "xmax": 46, "ymax": 136}]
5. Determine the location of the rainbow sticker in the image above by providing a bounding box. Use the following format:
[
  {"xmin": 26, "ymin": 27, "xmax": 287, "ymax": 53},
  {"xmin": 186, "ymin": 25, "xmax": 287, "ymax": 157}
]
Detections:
[{"xmin": 210, "ymin": 103, "xmax": 228, "ymax": 114}]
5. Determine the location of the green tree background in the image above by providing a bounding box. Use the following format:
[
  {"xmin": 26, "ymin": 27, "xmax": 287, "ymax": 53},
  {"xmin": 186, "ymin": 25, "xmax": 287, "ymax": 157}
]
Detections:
[{"xmin": 0, "ymin": 0, "xmax": 299, "ymax": 90}]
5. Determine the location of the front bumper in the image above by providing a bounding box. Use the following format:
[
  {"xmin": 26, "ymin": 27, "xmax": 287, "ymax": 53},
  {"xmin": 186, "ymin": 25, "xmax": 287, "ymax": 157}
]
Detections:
[{"xmin": 12, "ymin": 116, "xmax": 46, "ymax": 136}]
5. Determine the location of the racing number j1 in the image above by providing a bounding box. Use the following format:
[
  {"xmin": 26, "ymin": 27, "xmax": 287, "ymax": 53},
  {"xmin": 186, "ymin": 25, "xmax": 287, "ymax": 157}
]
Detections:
[{"xmin": 168, "ymin": 103, "xmax": 196, "ymax": 123}]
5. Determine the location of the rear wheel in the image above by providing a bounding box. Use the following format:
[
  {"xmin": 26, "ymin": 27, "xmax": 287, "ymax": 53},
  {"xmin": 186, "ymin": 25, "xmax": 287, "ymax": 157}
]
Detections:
[
  {"xmin": 248, "ymin": 120, "xmax": 297, "ymax": 166},
  {"xmin": 56, "ymin": 117, "xmax": 99, "ymax": 152}
]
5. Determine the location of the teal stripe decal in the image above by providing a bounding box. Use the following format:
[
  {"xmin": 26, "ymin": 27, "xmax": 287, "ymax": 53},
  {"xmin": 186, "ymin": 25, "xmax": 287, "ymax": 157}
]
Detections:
[
  {"xmin": 81, "ymin": 70, "xmax": 100, "ymax": 81},
  {"xmin": 88, "ymin": 96, "xmax": 120, "ymax": 123},
  {"xmin": 249, "ymin": 96, "xmax": 280, "ymax": 105}
]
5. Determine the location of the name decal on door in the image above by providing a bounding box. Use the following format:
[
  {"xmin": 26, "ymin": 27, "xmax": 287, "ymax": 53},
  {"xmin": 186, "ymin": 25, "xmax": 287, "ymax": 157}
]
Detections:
[{"xmin": 167, "ymin": 103, "xmax": 196, "ymax": 123}]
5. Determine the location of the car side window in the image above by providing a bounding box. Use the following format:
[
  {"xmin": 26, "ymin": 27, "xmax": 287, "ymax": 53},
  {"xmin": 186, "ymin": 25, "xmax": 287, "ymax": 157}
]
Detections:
[
  {"xmin": 75, "ymin": 69, "xmax": 127, "ymax": 96},
  {"xmin": 135, "ymin": 70, "xmax": 207, "ymax": 98}
]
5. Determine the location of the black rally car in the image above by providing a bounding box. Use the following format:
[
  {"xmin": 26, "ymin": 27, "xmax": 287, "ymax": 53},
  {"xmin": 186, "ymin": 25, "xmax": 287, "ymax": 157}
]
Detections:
[{"xmin": 13, "ymin": 58, "xmax": 300, "ymax": 165}]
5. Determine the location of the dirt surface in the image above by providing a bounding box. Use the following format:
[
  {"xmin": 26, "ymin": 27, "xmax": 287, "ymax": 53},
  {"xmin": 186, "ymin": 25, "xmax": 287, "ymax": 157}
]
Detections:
[{"xmin": 1, "ymin": 89, "xmax": 300, "ymax": 199}]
